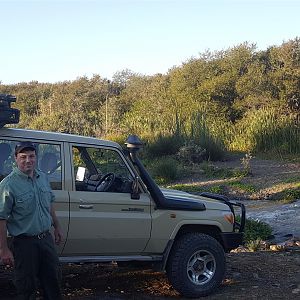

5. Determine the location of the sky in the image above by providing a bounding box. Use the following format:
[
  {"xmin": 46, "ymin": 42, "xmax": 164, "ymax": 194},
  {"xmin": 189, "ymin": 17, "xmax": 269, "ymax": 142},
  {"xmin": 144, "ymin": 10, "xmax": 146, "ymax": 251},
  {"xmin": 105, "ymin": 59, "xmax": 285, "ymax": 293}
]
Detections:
[{"xmin": 0, "ymin": 0, "xmax": 299, "ymax": 84}]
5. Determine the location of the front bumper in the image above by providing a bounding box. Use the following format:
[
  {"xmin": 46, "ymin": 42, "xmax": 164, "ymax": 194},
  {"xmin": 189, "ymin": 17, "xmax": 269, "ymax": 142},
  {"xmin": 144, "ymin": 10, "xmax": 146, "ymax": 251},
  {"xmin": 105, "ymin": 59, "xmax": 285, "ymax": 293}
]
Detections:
[
  {"xmin": 220, "ymin": 232, "xmax": 244, "ymax": 252},
  {"xmin": 199, "ymin": 192, "xmax": 246, "ymax": 251}
]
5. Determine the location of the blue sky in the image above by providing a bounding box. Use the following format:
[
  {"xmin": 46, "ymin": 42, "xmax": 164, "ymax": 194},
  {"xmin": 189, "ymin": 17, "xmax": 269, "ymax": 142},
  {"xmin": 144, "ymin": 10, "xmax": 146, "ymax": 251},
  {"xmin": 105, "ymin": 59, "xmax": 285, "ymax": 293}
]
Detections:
[{"xmin": 1, "ymin": 0, "xmax": 299, "ymax": 84}]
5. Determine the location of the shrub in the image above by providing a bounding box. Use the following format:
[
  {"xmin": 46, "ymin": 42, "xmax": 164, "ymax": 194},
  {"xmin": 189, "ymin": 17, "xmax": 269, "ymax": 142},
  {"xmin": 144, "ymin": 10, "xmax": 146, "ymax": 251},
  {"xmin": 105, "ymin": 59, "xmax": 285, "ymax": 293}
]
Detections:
[
  {"xmin": 167, "ymin": 183, "xmax": 225, "ymax": 195},
  {"xmin": 240, "ymin": 152, "xmax": 253, "ymax": 176},
  {"xmin": 209, "ymin": 185, "xmax": 224, "ymax": 194},
  {"xmin": 169, "ymin": 184, "xmax": 206, "ymax": 193},
  {"xmin": 145, "ymin": 134, "xmax": 184, "ymax": 158},
  {"xmin": 242, "ymin": 218, "xmax": 272, "ymax": 243},
  {"xmin": 148, "ymin": 157, "xmax": 179, "ymax": 184},
  {"xmin": 199, "ymin": 137, "xmax": 225, "ymax": 162},
  {"xmin": 200, "ymin": 163, "xmax": 235, "ymax": 179},
  {"xmin": 189, "ymin": 112, "xmax": 226, "ymax": 161},
  {"xmin": 177, "ymin": 143, "xmax": 207, "ymax": 164},
  {"xmin": 245, "ymin": 239, "xmax": 263, "ymax": 252},
  {"xmin": 281, "ymin": 188, "xmax": 300, "ymax": 203},
  {"xmin": 229, "ymin": 181, "xmax": 257, "ymax": 193}
]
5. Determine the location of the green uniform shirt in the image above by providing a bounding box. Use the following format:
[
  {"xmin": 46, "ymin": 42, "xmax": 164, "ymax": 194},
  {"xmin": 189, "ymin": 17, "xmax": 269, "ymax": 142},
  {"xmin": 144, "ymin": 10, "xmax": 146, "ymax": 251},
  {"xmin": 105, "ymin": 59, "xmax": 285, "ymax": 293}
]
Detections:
[{"xmin": 0, "ymin": 168, "xmax": 55, "ymax": 236}]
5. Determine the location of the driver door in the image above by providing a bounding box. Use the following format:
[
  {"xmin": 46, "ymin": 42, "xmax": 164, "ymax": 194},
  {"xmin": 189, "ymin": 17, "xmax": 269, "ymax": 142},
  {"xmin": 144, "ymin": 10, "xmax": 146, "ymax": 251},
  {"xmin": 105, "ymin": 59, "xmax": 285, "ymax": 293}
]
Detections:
[{"xmin": 63, "ymin": 143, "xmax": 152, "ymax": 255}]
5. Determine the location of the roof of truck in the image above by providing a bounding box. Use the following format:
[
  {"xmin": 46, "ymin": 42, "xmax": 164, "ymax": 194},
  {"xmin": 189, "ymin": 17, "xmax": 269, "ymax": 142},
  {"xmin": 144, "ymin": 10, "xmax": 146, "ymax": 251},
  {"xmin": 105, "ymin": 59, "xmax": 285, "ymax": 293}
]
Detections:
[{"xmin": 0, "ymin": 127, "xmax": 122, "ymax": 149}]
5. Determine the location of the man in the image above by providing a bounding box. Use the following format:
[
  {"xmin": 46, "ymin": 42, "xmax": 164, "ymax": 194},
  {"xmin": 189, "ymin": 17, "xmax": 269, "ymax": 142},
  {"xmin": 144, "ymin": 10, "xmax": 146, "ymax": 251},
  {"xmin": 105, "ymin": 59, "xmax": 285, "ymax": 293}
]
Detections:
[{"xmin": 0, "ymin": 141, "xmax": 63, "ymax": 300}]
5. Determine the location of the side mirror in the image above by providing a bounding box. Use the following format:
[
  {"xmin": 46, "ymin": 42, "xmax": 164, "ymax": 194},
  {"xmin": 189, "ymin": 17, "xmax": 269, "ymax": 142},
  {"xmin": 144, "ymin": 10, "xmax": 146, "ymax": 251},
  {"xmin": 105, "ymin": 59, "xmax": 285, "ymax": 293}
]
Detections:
[{"xmin": 131, "ymin": 176, "xmax": 140, "ymax": 200}]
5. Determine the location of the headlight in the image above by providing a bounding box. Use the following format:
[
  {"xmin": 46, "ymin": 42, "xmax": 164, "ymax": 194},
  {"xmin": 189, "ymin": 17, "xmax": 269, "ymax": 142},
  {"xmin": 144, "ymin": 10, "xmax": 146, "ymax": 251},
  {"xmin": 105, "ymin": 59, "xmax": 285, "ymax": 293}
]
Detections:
[{"xmin": 223, "ymin": 212, "xmax": 234, "ymax": 224}]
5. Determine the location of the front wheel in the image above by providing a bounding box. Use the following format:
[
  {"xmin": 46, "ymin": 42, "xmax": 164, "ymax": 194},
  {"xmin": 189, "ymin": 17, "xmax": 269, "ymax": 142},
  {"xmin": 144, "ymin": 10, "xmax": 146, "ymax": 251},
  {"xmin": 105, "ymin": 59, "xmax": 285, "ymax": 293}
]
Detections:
[{"xmin": 166, "ymin": 233, "xmax": 225, "ymax": 298}]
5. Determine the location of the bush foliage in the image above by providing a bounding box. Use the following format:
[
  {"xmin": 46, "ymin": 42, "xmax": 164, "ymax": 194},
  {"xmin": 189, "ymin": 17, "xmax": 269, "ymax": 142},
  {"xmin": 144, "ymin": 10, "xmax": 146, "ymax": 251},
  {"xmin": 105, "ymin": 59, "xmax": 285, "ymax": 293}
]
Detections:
[
  {"xmin": 243, "ymin": 218, "xmax": 273, "ymax": 243},
  {"xmin": 147, "ymin": 156, "xmax": 179, "ymax": 184},
  {"xmin": 145, "ymin": 134, "xmax": 184, "ymax": 158},
  {"xmin": 1, "ymin": 38, "xmax": 299, "ymax": 158}
]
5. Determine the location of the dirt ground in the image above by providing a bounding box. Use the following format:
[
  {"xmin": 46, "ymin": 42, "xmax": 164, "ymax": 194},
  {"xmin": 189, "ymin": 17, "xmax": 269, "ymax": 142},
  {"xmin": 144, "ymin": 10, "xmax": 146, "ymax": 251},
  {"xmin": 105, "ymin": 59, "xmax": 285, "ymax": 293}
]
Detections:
[
  {"xmin": 186, "ymin": 154, "xmax": 300, "ymax": 202},
  {"xmin": 208, "ymin": 156, "xmax": 300, "ymax": 242},
  {"xmin": 1, "ymin": 250, "xmax": 300, "ymax": 299},
  {"xmin": 1, "ymin": 157, "xmax": 300, "ymax": 299}
]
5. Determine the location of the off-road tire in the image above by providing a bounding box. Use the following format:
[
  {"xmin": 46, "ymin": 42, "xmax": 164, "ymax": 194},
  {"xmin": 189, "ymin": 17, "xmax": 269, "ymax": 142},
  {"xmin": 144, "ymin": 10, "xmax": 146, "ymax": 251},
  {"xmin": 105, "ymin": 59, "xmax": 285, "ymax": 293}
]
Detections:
[{"xmin": 166, "ymin": 232, "xmax": 225, "ymax": 298}]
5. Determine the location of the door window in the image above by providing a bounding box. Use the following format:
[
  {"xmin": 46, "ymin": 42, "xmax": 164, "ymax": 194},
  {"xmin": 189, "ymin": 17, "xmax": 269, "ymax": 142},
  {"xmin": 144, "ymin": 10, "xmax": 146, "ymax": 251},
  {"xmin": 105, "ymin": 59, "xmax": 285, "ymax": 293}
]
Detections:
[
  {"xmin": 0, "ymin": 139, "xmax": 62, "ymax": 190},
  {"xmin": 0, "ymin": 140, "xmax": 14, "ymax": 180},
  {"xmin": 72, "ymin": 146, "xmax": 134, "ymax": 193},
  {"xmin": 38, "ymin": 144, "xmax": 62, "ymax": 190}
]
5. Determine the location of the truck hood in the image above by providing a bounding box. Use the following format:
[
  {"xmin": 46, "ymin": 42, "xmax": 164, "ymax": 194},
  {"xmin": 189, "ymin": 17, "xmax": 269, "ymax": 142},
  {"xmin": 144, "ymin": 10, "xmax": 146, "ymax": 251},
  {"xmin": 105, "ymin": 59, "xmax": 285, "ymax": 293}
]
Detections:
[{"xmin": 160, "ymin": 188, "xmax": 230, "ymax": 211}]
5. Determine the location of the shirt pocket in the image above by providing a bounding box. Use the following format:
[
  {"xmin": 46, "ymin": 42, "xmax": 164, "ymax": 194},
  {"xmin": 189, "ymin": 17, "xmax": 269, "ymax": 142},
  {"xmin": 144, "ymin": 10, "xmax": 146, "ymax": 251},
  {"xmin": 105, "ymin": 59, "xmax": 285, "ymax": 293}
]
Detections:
[
  {"xmin": 39, "ymin": 186, "xmax": 52, "ymax": 210},
  {"xmin": 15, "ymin": 191, "xmax": 34, "ymax": 214}
]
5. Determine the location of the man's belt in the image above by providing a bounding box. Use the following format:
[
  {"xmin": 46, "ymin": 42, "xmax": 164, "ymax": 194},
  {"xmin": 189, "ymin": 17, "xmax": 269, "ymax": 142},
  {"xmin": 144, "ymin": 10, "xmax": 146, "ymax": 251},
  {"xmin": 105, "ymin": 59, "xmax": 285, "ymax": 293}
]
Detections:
[{"xmin": 14, "ymin": 231, "xmax": 50, "ymax": 240}]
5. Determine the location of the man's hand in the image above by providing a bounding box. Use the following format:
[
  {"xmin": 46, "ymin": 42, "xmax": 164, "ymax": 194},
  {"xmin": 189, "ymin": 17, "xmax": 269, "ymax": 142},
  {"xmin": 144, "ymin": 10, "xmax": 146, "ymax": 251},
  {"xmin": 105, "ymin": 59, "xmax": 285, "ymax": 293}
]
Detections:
[
  {"xmin": 0, "ymin": 247, "xmax": 14, "ymax": 267},
  {"xmin": 50, "ymin": 203, "xmax": 63, "ymax": 245},
  {"xmin": 53, "ymin": 227, "xmax": 63, "ymax": 245},
  {"xmin": 0, "ymin": 220, "xmax": 13, "ymax": 266}
]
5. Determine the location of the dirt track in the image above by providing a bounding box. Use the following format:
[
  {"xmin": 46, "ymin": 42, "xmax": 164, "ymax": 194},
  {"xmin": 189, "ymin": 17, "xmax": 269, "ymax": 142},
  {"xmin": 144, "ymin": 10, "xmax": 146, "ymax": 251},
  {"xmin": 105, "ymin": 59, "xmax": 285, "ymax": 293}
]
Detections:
[
  {"xmin": 245, "ymin": 199, "xmax": 300, "ymax": 242},
  {"xmin": 1, "ymin": 250, "xmax": 300, "ymax": 299}
]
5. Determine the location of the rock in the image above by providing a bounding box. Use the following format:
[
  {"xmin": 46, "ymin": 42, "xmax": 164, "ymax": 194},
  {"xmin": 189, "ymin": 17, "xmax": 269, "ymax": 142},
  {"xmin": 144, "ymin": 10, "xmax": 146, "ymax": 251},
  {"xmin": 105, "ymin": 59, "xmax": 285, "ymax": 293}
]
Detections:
[
  {"xmin": 231, "ymin": 272, "xmax": 242, "ymax": 279},
  {"xmin": 230, "ymin": 246, "xmax": 249, "ymax": 253},
  {"xmin": 285, "ymin": 240, "xmax": 296, "ymax": 247},
  {"xmin": 295, "ymin": 258, "xmax": 300, "ymax": 266},
  {"xmin": 292, "ymin": 288, "xmax": 300, "ymax": 294},
  {"xmin": 270, "ymin": 244, "xmax": 285, "ymax": 251},
  {"xmin": 260, "ymin": 240, "xmax": 270, "ymax": 250}
]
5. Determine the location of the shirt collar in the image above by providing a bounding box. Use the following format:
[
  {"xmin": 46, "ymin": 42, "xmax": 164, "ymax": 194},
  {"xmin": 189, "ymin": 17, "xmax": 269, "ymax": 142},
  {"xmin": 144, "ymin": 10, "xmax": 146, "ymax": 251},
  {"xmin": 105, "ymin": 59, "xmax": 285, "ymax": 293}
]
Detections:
[{"xmin": 13, "ymin": 167, "xmax": 40, "ymax": 179}]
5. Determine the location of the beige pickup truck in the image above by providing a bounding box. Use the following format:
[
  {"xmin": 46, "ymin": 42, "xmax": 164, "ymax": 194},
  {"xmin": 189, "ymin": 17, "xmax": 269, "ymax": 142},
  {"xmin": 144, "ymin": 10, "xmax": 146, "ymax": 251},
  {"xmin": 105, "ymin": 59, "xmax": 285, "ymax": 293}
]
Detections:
[{"xmin": 0, "ymin": 94, "xmax": 245, "ymax": 298}]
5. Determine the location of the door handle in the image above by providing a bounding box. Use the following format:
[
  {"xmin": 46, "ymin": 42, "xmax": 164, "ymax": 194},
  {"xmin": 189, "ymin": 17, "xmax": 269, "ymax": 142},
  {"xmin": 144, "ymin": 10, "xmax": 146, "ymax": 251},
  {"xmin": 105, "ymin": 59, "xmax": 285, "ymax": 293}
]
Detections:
[{"xmin": 79, "ymin": 204, "xmax": 93, "ymax": 209}]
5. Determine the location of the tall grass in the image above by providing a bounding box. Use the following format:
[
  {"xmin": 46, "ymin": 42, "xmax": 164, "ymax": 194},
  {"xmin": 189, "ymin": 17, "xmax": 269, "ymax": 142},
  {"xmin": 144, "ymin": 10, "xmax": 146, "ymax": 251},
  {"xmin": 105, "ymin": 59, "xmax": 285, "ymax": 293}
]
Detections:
[
  {"xmin": 254, "ymin": 118, "xmax": 300, "ymax": 154},
  {"xmin": 147, "ymin": 156, "xmax": 179, "ymax": 184},
  {"xmin": 145, "ymin": 133, "xmax": 185, "ymax": 158},
  {"xmin": 111, "ymin": 107, "xmax": 300, "ymax": 161},
  {"xmin": 189, "ymin": 112, "xmax": 226, "ymax": 161},
  {"xmin": 230, "ymin": 108, "xmax": 300, "ymax": 154}
]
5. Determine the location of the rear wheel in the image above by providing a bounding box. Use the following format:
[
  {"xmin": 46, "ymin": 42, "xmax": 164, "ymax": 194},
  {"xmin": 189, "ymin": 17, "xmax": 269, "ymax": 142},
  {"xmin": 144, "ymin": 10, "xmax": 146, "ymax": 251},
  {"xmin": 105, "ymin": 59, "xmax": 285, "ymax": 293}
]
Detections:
[{"xmin": 166, "ymin": 232, "xmax": 225, "ymax": 298}]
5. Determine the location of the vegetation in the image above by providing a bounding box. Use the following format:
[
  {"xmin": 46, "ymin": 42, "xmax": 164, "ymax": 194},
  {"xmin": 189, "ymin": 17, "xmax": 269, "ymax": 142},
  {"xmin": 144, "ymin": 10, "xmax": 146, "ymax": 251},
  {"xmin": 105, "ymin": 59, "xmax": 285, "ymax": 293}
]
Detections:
[
  {"xmin": 1, "ymin": 40, "xmax": 298, "ymax": 251},
  {"xmin": 168, "ymin": 183, "xmax": 218, "ymax": 194},
  {"xmin": 147, "ymin": 156, "xmax": 180, "ymax": 184},
  {"xmin": 243, "ymin": 218, "xmax": 273, "ymax": 244},
  {"xmin": 1, "ymin": 40, "xmax": 300, "ymax": 200},
  {"xmin": 1, "ymin": 38, "xmax": 299, "ymax": 159},
  {"xmin": 280, "ymin": 188, "xmax": 300, "ymax": 204},
  {"xmin": 228, "ymin": 181, "xmax": 257, "ymax": 193},
  {"xmin": 145, "ymin": 134, "xmax": 184, "ymax": 158}
]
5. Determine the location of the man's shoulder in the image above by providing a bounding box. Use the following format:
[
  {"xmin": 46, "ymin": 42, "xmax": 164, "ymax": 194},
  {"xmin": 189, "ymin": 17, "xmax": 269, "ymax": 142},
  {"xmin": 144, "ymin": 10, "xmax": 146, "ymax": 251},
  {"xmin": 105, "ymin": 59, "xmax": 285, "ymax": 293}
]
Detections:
[{"xmin": 0, "ymin": 172, "xmax": 15, "ymax": 189}]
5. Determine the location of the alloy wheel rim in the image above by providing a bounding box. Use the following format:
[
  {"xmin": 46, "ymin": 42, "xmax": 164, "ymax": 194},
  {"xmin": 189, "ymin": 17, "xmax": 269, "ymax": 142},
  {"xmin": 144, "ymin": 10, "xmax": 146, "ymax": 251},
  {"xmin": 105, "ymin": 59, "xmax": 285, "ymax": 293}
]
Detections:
[{"xmin": 187, "ymin": 250, "xmax": 216, "ymax": 285}]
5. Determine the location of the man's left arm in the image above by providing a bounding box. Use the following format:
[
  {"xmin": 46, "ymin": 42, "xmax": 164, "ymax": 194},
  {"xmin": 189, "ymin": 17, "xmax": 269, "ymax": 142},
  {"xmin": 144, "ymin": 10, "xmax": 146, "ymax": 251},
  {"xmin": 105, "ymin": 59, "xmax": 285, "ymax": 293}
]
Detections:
[
  {"xmin": 50, "ymin": 204, "xmax": 63, "ymax": 245},
  {"xmin": 44, "ymin": 172, "xmax": 63, "ymax": 245}
]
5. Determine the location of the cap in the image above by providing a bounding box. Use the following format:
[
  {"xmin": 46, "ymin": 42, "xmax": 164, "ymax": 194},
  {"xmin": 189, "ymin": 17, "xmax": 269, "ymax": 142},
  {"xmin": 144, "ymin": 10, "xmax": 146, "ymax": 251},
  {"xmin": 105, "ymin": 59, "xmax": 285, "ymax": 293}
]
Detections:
[{"xmin": 15, "ymin": 141, "xmax": 36, "ymax": 155}]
